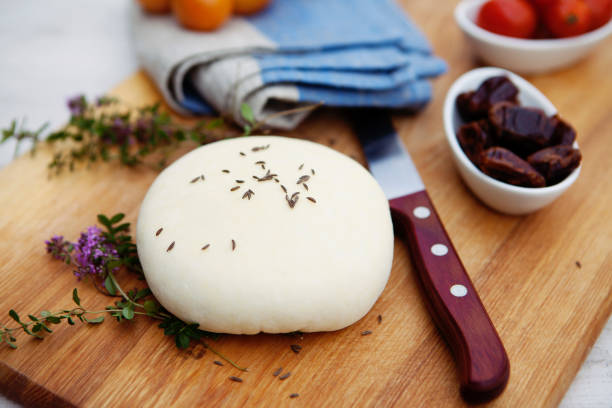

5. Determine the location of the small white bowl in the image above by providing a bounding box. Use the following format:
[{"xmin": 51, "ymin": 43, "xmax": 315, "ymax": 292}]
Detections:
[
  {"xmin": 443, "ymin": 67, "xmax": 581, "ymax": 215},
  {"xmin": 455, "ymin": 0, "xmax": 612, "ymax": 74}
]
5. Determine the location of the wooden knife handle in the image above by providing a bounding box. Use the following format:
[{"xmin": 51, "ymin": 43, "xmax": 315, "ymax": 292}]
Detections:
[{"xmin": 389, "ymin": 190, "xmax": 510, "ymax": 402}]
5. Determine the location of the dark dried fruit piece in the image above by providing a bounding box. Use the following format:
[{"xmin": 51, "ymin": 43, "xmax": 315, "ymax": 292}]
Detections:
[
  {"xmin": 489, "ymin": 103, "xmax": 558, "ymax": 155},
  {"xmin": 456, "ymin": 76, "xmax": 519, "ymax": 121},
  {"xmin": 552, "ymin": 117, "xmax": 576, "ymax": 146},
  {"xmin": 480, "ymin": 147, "xmax": 546, "ymax": 187},
  {"xmin": 457, "ymin": 120, "xmax": 494, "ymax": 165},
  {"xmin": 527, "ymin": 145, "xmax": 581, "ymax": 185}
]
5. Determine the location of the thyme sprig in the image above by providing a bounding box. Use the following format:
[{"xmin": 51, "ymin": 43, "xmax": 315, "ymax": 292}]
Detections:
[
  {"xmin": 1, "ymin": 213, "xmax": 247, "ymax": 371},
  {"xmin": 1, "ymin": 96, "xmax": 322, "ymax": 175},
  {"xmin": 1, "ymin": 95, "xmax": 228, "ymax": 175}
]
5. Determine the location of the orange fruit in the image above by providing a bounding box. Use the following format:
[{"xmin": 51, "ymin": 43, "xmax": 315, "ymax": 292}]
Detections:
[
  {"xmin": 137, "ymin": 0, "xmax": 172, "ymax": 14},
  {"xmin": 234, "ymin": 0, "xmax": 270, "ymax": 14},
  {"xmin": 172, "ymin": 0, "xmax": 233, "ymax": 31}
]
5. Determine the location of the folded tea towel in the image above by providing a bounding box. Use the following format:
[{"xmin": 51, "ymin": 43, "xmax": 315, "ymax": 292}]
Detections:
[{"xmin": 131, "ymin": 0, "xmax": 446, "ymax": 129}]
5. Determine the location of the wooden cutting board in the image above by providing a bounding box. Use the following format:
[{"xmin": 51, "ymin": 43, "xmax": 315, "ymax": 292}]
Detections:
[{"xmin": 1, "ymin": 1, "xmax": 612, "ymax": 406}]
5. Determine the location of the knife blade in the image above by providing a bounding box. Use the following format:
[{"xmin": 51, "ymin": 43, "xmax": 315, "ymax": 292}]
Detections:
[{"xmin": 351, "ymin": 110, "xmax": 510, "ymax": 402}]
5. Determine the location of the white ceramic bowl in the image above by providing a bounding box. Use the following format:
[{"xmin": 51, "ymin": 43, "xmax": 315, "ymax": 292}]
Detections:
[
  {"xmin": 455, "ymin": 0, "xmax": 612, "ymax": 74},
  {"xmin": 443, "ymin": 67, "xmax": 581, "ymax": 215}
]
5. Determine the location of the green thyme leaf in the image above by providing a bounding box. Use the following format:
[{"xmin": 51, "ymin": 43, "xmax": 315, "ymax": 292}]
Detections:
[
  {"xmin": 143, "ymin": 300, "xmax": 158, "ymax": 314},
  {"xmin": 122, "ymin": 306, "xmax": 134, "ymax": 320},
  {"xmin": 135, "ymin": 288, "xmax": 152, "ymax": 300},
  {"xmin": 45, "ymin": 316, "xmax": 61, "ymax": 324},
  {"xmin": 97, "ymin": 214, "xmax": 111, "ymax": 228},
  {"xmin": 72, "ymin": 288, "xmax": 81, "ymax": 306},
  {"xmin": 105, "ymin": 275, "xmax": 117, "ymax": 296},
  {"xmin": 110, "ymin": 213, "xmax": 125, "ymax": 224},
  {"xmin": 240, "ymin": 103, "xmax": 255, "ymax": 124},
  {"xmin": 176, "ymin": 332, "xmax": 190, "ymax": 349},
  {"xmin": 8, "ymin": 310, "xmax": 20, "ymax": 323},
  {"xmin": 85, "ymin": 316, "xmax": 104, "ymax": 324}
]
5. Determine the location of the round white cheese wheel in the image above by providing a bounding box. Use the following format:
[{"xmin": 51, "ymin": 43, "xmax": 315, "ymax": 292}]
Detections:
[{"xmin": 136, "ymin": 136, "xmax": 393, "ymax": 334}]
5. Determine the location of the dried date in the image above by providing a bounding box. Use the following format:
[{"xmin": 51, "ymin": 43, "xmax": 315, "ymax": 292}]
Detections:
[
  {"xmin": 457, "ymin": 120, "xmax": 494, "ymax": 165},
  {"xmin": 489, "ymin": 103, "xmax": 558, "ymax": 155},
  {"xmin": 552, "ymin": 117, "xmax": 576, "ymax": 146},
  {"xmin": 456, "ymin": 76, "xmax": 519, "ymax": 121},
  {"xmin": 527, "ymin": 145, "xmax": 581, "ymax": 185},
  {"xmin": 479, "ymin": 147, "xmax": 546, "ymax": 187}
]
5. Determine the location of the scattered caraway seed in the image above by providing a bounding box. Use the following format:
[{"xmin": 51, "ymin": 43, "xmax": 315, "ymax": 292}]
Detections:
[
  {"xmin": 279, "ymin": 372, "xmax": 291, "ymax": 380},
  {"xmin": 274, "ymin": 178, "xmax": 279, "ymax": 183},
  {"xmin": 290, "ymin": 344, "xmax": 302, "ymax": 354},
  {"xmin": 307, "ymin": 197, "xmax": 316, "ymax": 203},
  {"xmin": 242, "ymin": 189, "xmax": 254, "ymax": 200},
  {"xmin": 190, "ymin": 176, "xmax": 201, "ymax": 183},
  {"xmin": 257, "ymin": 170, "xmax": 277, "ymax": 182},
  {"xmin": 231, "ymin": 239, "xmax": 236, "ymax": 251},
  {"xmin": 298, "ymin": 163, "xmax": 304, "ymax": 170},
  {"xmin": 236, "ymin": 179, "xmax": 244, "ymax": 183},
  {"xmin": 286, "ymin": 192, "xmax": 300, "ymax": 208},
  {"xmin": 255, "ymin": 161, "xmax": 265, "ymax": 165},
  {"xmin": 200, "ymin": 175, "xmax": 205, "ymax": 181},
  {"xmin": 361, "ymin": 330, "xmax": 372, "ymax": 336},
  {"xmin": 222, "ymin": 169, "xmax": 230, "ymax": 173},
  {"xmin": 214, "ymin": 360, "xmax": 224, "ymax": 366},
  {"xmin": 281, "ymin": 185, "xmax": 287, "ymax": 193},
  {"xmin": 240, "ymin": 152, "xmax": 246, "ymax": 156},
  {"xmin": 296, "ymin": 175, "xmax": 310, "ymax": 184},
  {"xmin": 576, "ymin": 261, "xmax": 582, "ymax": 268},
  {"xmin": 261, "ymin": 164, "xmax": 265, "ymax": 170},
  {"xmin": 230, "ymin": 186, "xmax": 240, "ymax": 192},
  {"xmin": 273, "ymin": 367, "xmax": 283, "ymax": 377},
  {"xmin": 311, "ymin": 169, "xmax": 315, "ymax": 175},
  {"xmin": 155, "ymin": 228, "xmax": 163, "ymax": 236},
  {"xmin": 252, "ymin": 144, "xmax": 270, "ymax": 152},
  {"xmin": 167, "ymin": 241, "xmax": 175, "ymax": 252},
  {"xmin": 303, "ymin": 183, "xmax": 309, "ymax": 191},
  {"xmin": 377, "ymin": 314, "xmax": 382, "ymax": 324},
  {"xmin": 229, "ymin": 376, "xmax": 243, "ymax": 383},
  {"xmin": 290, "ymin": 393, "xmax": 299, "ymax": 399},
  {"xmin": 201, "ymin": 244, "xmax": 210, "ymax": 251}
]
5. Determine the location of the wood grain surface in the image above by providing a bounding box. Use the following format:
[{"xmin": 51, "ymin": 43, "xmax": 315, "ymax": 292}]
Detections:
[{"xmin": 1, "ymin": 1, "xmax": 612, "ymax": 406}]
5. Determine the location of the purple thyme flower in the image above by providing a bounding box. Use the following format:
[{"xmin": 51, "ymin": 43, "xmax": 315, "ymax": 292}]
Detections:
[
  {"xmin": 45, "ymin": 235, "xmax": 73, "ymax": 263},
  {"xmin": 67, "ymin": 95, "xmax": 86, "ymax": 117},
  {"xmin": 134, "ymin": 117, "xmax": 153, "ymax": 143},
  {"xmin": 103, "ymin": 117, "xmax": 132, "ymax": 145},
  {"xmin": 72, "ymin": 226, "xmax": 119, "ymax": 280}
]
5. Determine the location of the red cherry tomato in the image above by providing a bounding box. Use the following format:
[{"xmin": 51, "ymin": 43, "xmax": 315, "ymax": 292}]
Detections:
[
  {"xmin": 477, "ymin": 0, "xmax": 538, "ymax": 38},
  {"xmin": 531, "ymin": 0, "xmax": 557, "ymax": 7},
  {"xmin": 544, "ymin": 0, "xmax": 592, "ymax": 37},
  {"xmin": 584, "ymin": 0, "xmax": 612, "ymax": 29}
]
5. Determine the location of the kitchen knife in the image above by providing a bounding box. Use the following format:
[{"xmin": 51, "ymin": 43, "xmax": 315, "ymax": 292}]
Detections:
[{"xmin": 351, "ymin": 110, "xmax": 510, "ymax": 402}]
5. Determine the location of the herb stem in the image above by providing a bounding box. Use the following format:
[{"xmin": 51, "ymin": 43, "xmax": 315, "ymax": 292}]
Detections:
[
  {"xmin": 202, "ymin": 340, "xmax": 248, "ymax": 372},
  {"xmin": 108, "ymin": 271, "xmax": 144, "ymax": 309}
]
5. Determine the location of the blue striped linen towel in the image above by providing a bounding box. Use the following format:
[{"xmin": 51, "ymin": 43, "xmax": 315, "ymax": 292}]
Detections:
[{"xmin": 132, "ymin": 0, "xmax": 446, "ymax": 129}]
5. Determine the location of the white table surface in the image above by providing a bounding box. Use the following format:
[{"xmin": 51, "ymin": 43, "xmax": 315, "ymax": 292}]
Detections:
[{"xmin": 0, "ymin": 1, "xmax": 610, "ymax": 407}]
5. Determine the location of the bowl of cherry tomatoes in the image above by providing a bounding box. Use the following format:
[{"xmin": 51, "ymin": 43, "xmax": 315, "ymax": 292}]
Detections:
[{"xmin": 455, "ymin": 0, "xmax": 612, "ymax": 73}]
